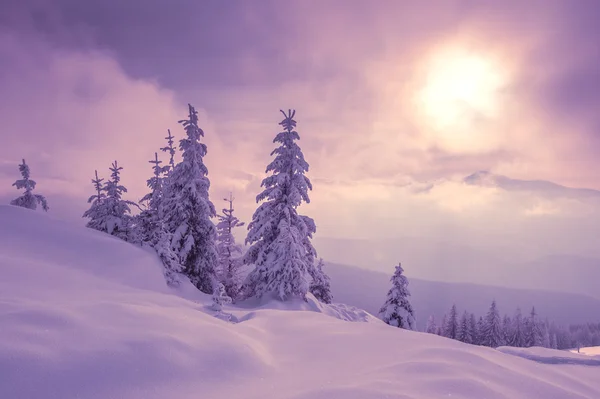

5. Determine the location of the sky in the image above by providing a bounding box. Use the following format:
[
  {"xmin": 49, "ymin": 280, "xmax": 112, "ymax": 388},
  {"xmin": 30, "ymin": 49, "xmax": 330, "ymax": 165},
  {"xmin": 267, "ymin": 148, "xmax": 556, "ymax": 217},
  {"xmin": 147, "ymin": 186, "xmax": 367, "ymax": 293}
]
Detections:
[{"xmin": 1, "ymin": 0, "xmax": 600, "ymax": 280}]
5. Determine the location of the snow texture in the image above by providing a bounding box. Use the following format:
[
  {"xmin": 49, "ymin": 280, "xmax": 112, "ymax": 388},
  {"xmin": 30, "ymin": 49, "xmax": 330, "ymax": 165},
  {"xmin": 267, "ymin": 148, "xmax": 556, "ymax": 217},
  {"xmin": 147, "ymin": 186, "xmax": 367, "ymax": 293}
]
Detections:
[{"xmin": 2, "ymin": 205, "xmax": 600, "ymax": 399}]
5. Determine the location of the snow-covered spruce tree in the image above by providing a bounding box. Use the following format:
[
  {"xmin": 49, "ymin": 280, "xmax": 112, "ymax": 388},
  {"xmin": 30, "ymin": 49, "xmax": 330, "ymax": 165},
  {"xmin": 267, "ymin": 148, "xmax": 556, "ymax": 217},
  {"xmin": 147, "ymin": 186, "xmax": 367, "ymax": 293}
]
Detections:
[
  {"xmin": 526, "ymin": 306, "xmax": 543, "ymax": 347},
  {"xmin": 160, "ymin": 129, "xmax": 176, "ymax": 174},
  {"xmin": 137, "ymin": 152, "xmax": 182, "ymax": 286},
  {"xmin": 84, "ymin": 161, "xmax": 138, "ymax": 241},
  {"xmin": 215, "ymin": 193, "xmax": 245, "ymax": 300},
  {"xmin": 160, "ymin": 104, "xmax": 217, "ymax": 294},
  {"xmin": 469, "ymin": 313, "xmax": 479, "ymax": 345},
  {"xmin": 242, "ymin": 109, "xmax": 317, "ymax": 301},
  {"xmin": 10, "ymin": 159, "xmax": 48, "ymax": 211},
  {"xmin": 510, "ymin": 308, "xmax": 526, "ymax": 347},
  {"xmin": 481, "ymin": 300, "xmax": 503, "ymax": 348},
  {"xmin": 82, "ymin": 170, "xmax": 106, "ymax": 230},
  {"xmin": 426, "ymin": 315, "xmax": 437, "ymax": 334},
  {"xmin": 443, "ymin": 304, "xmax": 459, "ymax": 339},
  {"xmin": 502, "ymin": 314, "xmax": 512, "ymax": 345},
  {"xmin": 211, "ymin": 282, "xmax": 232, "ymax": 311},
  {"xmin": 458, "ymin": 311, "xmax": 472, "ymax": 344},
  {"xmin": 476, "ymin": 316, "xmax": 485, "ymax": 345},
  {"xmin": 309, "ymin": 258, "xmax": 333, "ymax": 304},
  {"xmin": 379, "ymin": 263, "xmax": 415, "ymax": 330}
]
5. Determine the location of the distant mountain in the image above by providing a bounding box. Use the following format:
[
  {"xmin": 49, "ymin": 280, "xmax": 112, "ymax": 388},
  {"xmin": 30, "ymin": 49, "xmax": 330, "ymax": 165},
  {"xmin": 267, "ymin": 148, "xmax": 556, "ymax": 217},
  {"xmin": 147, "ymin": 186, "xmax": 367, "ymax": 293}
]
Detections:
[
  {"xmin": 463, "ymin": 171, "xmax": 600, "ymax": 199},
  {"xmin": 326, "ymin": 262, "xmax": 600, "ymax": 330}
]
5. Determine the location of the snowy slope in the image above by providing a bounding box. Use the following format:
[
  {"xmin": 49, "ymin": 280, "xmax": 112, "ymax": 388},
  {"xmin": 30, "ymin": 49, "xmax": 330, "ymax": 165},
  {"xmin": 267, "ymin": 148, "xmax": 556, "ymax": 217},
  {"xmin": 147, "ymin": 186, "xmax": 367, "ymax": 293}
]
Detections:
[{"xmin": 2, "ymin": 205, "xmax": 600, "ymax": 399}]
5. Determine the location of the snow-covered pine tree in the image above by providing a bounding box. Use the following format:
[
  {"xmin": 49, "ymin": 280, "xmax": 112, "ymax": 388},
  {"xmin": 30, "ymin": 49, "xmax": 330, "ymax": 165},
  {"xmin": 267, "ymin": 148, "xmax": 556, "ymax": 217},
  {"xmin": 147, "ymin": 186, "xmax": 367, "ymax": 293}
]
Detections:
[
  {"xmin": 476, "ymin": 316, "xmax": 485, "ymax": 345},
  {"xmin": 542, "ymin": 328, "xmax": 551, "ymax": 348},
  {"xmin": 309, "ymin": 258, "xmax": 333, "ymax": 304},
  {"xmin": 440, "ymin": 314, "xmax": 448, "ymax": 336},
  {"xmin": 82, "ymin": 170, "xmax": 106, "ymax": 230},
  {"xmin": 426, "ymin": 315, "xmax": 437, "ymax": 334},
  {"xmin": 160, "ymin": 104, "xmax": 217, "ymax": 294},
  {"xmin": 83, "ymin": 162, "xmax": 138, "ymax": 241},
  {"xmin": 481, "ymin": 300, "xmax": 503, "ymax": 348},
  {"xmin": 502, "ymin": 314, "xmax": 512, "ymax": 346},
  {"xmin": 526, "ymin": 306, "xmax": 543, "ymax": 347},
  {"xmin": 10, "ymin": 159, "xmax": 48, "ymax": 211},
  {"xmin": 443, "ymin": 304, "xmax": 459, "ymax": 339},
  {"xmin": 242, "ymin": 109, "xmax": 317, "ymax": 301},
  {"xmin": 379, "ymin": 263, "xmax": 415, "ymax": 330},
  {"xmin": 137, "ymin": 152, "xmax": 182, "ymax": 286},
  {"xmin": 469, "ymin": 313, "xmax": 479, "ymax": 345},
  {"xmin": 551, "ymin": 333, "xmax": 558, "ymax": 349},
  {"xmin": 457, "ymin": 311, "xmax": 472, "ymax": 344},
  {"xmin": 215, "ymin": 193, "xmax": 245, "ymax": 300},
  {"xmin": 510, "ymin": 308, "xmax": 526, "ymax": 347},
  {"xmin": 160, "ymin": 129, "xmax": 176, "ymax": 174},
  {"xmin": 211, "ymin": 282, "xmax": 233, "ymax": 311},
  {"xmin": 140, "ymin": 152, "xmax": 164, "ymax": 211}
]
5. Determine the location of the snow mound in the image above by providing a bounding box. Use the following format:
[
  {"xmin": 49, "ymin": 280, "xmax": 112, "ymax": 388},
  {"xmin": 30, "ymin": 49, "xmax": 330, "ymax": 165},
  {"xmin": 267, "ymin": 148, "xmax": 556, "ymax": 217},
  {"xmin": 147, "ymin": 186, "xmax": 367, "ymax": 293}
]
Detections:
[
  {"xmin": 497, "ymin": 346, "xmax": 600, "ymax": 366},
  {"xmin": 2, "ymin": 205, "xmax": 600, "ymax": 399}
]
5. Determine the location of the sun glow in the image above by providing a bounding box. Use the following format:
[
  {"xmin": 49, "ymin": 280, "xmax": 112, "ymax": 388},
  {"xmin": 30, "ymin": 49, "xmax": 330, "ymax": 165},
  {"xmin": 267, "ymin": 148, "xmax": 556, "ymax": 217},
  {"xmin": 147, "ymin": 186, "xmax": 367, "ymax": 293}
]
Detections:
[{"xmin": 412, "ymin": 45, "xmax": 511, "ymax": 153}]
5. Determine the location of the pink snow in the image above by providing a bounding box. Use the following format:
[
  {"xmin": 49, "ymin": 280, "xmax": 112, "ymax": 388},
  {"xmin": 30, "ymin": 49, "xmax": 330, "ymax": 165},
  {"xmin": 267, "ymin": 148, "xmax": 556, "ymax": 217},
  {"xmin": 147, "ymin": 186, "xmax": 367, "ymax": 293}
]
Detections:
[{"xmin": 1, "ymin": 204, "xmax": 600, "ymax": 399}]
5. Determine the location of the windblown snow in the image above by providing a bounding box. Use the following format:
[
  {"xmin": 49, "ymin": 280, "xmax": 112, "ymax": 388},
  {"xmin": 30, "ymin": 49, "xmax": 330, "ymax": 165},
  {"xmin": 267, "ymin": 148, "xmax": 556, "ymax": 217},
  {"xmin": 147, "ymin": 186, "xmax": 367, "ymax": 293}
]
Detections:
[{"xmin": 1, "ymin": 205, "xmax": 600, "ymax": 399}]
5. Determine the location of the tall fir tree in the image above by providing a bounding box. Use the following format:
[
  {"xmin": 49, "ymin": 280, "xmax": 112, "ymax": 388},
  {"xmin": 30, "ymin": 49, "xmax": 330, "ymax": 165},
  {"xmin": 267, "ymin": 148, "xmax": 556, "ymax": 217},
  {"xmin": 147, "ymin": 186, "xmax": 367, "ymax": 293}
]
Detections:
[
  {"xmin": 215, "ymin": 193, "xmax": 245, "ymax": 300},
  {"xmin": 443, "ymin": 304, "xmax": 459, "ymax": 339},
  {"xmin": 160, "ymin": 129, "xmax": 176, "ymax": 174},
  {"xmin": 140, "ymin": 152, "xmax": 164, "ymax": 211},
  {"xmin": 379, "ymin": 263, "xmax": 415, "ymax": 330},
  {"xmin": 160, "ymin": 104, "xmax": 217, "ymax": 294},
  {"xmin": 309, "ymin": 258, "xmax": 333, "ymax": 304},
  {"xmin": 83, "ymin": 162, "xmax": 137, "ymax": 241},
  {"xmin": 10, "ymin": 159, "xmax": 48, "ymax": 211},
  {"xmin": 457, "ymin": 311, "xmax": 473, "ymax": 344},
  {"xmin": 481, "ymin": 300, "xmax": 503, "ymax": 348},
  {"xmin": 426, "ymin": 315, "xmax": 438, "ymax": 334},
  {"xmin": 243, "ymin": 110, "xmax": 317, "ymax": 301}
]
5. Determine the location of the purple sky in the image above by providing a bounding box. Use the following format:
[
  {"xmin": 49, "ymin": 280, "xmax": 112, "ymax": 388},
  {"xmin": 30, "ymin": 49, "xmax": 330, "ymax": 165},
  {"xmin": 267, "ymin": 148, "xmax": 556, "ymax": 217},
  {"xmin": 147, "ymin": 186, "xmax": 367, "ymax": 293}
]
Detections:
[{"xmin": 2, "ymin": 1, "xmax": 600, "ymax": 276}]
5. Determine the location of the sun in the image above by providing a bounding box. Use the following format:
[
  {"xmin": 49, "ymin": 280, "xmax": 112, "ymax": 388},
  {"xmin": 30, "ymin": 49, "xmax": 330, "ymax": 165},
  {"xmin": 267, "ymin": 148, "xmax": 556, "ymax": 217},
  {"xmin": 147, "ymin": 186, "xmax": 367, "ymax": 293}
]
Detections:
[{"xmin": 412, "ymin": 46, "xmax": 510, "ymax": 152}]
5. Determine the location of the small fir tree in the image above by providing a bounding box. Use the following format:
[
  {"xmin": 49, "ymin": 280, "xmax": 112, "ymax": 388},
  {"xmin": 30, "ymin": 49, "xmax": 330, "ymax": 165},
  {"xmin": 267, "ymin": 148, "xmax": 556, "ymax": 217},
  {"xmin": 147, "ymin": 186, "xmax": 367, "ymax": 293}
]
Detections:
[
  {"xmin": 379, "ymin": 263, "xmax": 415, "ymax": 330},
  {"xmin": 457, "ymin": 311, "xmax": 473, "ymax": 344},
  {"xmin": 481, "ymin": 300, "xmax": 503, "ymax": 348},
  {"xmin": 526, "ymin": 306, "xmax": 543, "ymax": 347},
  {"xmin": 443, "ymin": 304, "xmax": 459, "ymax": 339},
  {"xmin": 83, "ymin": 162, "xmax": 138, "ymax": 241},
  {"xmin": 160, "ymin": 104, "xmax": 217, "ymax": 294},
  {"xmin": 510, "ymin": 308, "xmax": 526, "ymax": 348},
  {"xmin": 215, "ymin": 193, "xmax": 245, "ymax": 300},
  {"xmin": 426, "ymin": 315, "xmax": 438, "ymax": 334},
  {"xmin": 309, "ymin": 258, "xmax": 333, "ymax": 304},
  {"xmin": 10, "ymin": 159, "xmax": 48, "ymax": 211},
  {"xmin": 469, "ymin": 313, "xmax": 479, "ymax": 345},
  {"xmin": 160, "ymin": 129, "xmax": 176, "ymax": 174},
  {"xmin": 212, "ymin": 282, "xmax": 233, "ymax": 311},
  {"xmin": 243, "ymin": 110, "xmax": 317, "ymax": 301}
]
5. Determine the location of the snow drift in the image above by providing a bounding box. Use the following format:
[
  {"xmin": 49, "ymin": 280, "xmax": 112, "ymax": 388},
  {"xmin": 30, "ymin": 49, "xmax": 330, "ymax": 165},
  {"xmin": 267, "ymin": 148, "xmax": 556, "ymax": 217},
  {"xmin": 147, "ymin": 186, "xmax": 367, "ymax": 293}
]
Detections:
[{"xmin": 2, "ymin": 205, "xmax": 600, "ymax": 399}]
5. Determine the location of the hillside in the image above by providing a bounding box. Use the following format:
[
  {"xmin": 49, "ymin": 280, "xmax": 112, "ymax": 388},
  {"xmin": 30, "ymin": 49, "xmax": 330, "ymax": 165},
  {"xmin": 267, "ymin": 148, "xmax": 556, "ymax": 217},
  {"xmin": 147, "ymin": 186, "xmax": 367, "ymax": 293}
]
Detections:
[
  {"xmin": 326, "ymin": 262, "xmax": 600, "ymax": 329},
  {"xmin": 2, "ymin": 205, "xmax": 600, "ymax": 399}
]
